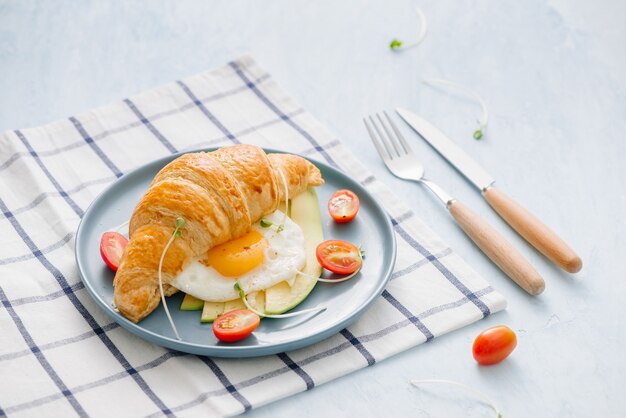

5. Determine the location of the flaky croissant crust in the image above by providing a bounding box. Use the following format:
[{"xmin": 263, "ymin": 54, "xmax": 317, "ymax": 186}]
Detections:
[{"xmin": 113, "ymin": 144, "xmax": 324, "ymax": 323}]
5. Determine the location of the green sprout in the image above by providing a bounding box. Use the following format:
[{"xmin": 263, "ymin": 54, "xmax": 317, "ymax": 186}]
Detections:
[
  {"xmin": 260, "ymin": 218, "xmax": 284, "ymax": 233},
  {"xmin": 410, "ymin": 379, "xmax": 502, "ymax": 417},
  {"xmin": 390, "ymin": 39, "xmax": 403, "ymax": 50},
  {"xmin": 389, "ymin": 7, "xmax": 427, "ymax": 52},
  {"xmin": 174, "ymin": 217, "xmax": 185, "ymax": 237},
  {"xmin": 157, "ymin": 216, "xmax": 187, "ymax": 341},
  {"xmin": 423, "ymin": 78, "xmax": 489, "ymax": 141}
]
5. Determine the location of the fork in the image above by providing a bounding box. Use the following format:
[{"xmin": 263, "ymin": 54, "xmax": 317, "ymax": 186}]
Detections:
[{"xmin": 365, "ymin": 112, "xmax": 545, "ymax": 295}]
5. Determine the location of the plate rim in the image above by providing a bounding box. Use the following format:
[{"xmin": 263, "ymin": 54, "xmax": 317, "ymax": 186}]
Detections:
[{"xmin": 75, "ymin": 147, "xmax": 396, "ymax": 357}]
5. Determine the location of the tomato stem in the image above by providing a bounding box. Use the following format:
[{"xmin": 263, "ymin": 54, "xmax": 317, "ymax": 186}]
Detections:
[{"xmin": 409, "ymin": 379, "xmax": 502, "ymax": 417}]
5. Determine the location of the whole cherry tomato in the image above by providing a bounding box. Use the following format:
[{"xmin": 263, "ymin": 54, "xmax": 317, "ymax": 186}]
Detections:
[{"xmin": 472, "ymin": 325, "xmax": 517, "ymax": 365}]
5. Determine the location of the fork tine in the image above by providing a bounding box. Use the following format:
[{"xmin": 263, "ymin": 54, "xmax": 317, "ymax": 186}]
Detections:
[
  {"xmin": 364, "ymin": 117, "xmax": 390, "ymax": 160},
  {"xmin": 368, "ymin": 115, "xmax": 395, "ymax": 159},
  {"xmin": 376, "ymin": 113, "xmax": 402, "ymax": 158},
  {"xmin": 384, "ymin": 111, "xmax": 412, "ymax": 155}
]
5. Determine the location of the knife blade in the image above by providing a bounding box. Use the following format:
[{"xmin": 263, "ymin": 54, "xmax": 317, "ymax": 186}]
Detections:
[
  {"xmin": 396, "ymin": 107, "xmax": 583, "ymax": 273},
  {"xmin": 396, "ymin": 108, "xmax": 495, "ymax": 191}
]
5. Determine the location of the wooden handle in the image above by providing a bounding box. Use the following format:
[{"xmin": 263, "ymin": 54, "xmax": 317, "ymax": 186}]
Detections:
[
  {"xmin": 448, "ymin": 200, "xmax": 545, "ymax": 295},
  {"xmin": 483, "ymin": 186, "xmax": 582, "ymax": 273}
]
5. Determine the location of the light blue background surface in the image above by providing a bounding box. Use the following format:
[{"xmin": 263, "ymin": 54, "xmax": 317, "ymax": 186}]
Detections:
[{"xmin": 1, "ymin": 0, "xmax": 625, "ymax": 416}]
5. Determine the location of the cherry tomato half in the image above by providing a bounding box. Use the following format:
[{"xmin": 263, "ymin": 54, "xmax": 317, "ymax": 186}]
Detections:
[
  {"xmin": 213, "ymin": 309, "xmax": 261, "ymax": 343},
  {"xmin": 472, "ymin": 325, "xmax": 517, "ymax": 365},
  {"xmin": 328, "ymin": 189, "xmax": 360, "ymax": 223},
  {"xmin": 100, "ymin": 232, "xmax": 129, "ymax": 272},
  {"xmin": 316, "ymin": 240, "xmax": 362, "ymax": 275}
]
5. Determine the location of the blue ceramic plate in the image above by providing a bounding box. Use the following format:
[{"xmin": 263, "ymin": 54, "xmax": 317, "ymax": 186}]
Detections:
[{"xmin": 75, "ymin": 149, "xmax": 396, "ymax": 358}]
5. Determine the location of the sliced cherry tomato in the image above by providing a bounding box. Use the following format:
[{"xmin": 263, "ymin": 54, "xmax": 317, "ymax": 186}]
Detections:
[
  {"xmin": 472, "ymin": 325, "xmax": 517, "ymax": 365},
  {"xmin": 328, "ymin": 189, "xmax": 360, "ymax": 223},
  {"xmin": 100, "ymin": 232, "xmax": 128, "ymax": 272},
  {"xmin": 213, "ymin": 309, "xmax": 260, "ymax": 342},
  {"xmin": 316, "ymin": 240, "xmax": 362, "ymax": 275}
]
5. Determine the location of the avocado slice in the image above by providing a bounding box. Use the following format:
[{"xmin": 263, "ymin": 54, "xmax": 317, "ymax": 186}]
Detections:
[
  {"xmin": 223, "ymin": 298, "xmax": 246, "ymax": 312},
  {"xmin": 200, "ymin": 301, "xmax": 224, "ymax": 323},
  {"xmin": 180, "ymin": 293, "xmax": 204, "ymax": 311},
  {"xmin": 264, "ymin": 187, "xmax": 323, "ymax": 314}
]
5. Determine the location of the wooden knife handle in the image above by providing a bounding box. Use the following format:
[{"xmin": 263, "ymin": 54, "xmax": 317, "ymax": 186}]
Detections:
[
  {"xmin": 483, "ymin": 186, "xmax": 582, "ymax": 273},
  {"xmin": 448, "ymin": 200, "xmax": 545, "ymax": 295}
]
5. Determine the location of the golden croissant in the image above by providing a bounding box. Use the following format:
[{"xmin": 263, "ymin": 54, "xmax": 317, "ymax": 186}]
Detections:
[{"xmin": 113, "ymin": 144, "xmax": 324, "ymax": 323}]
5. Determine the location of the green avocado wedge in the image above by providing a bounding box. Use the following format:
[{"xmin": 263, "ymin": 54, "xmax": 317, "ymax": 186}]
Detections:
[
  {"xmin": 180, "ymin": 294, "xmax": 204, "ymax": 311},
  {"xmin": 200, "ymin": 301, "xmax": 224, "ymax": 323},
  {"xmin": 264, "ymin": 187, "xmax": 323, "ymax": 315}
]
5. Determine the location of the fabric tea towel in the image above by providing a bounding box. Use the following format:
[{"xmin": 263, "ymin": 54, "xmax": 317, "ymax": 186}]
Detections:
[{"xmin": 0, "ymin": 55, "xmax": 506, "ymax": 417}]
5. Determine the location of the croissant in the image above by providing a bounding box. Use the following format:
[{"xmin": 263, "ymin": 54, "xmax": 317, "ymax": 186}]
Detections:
[{"xmin": 113, "ymin": 144, "xmax": 324, "ymax": 323}]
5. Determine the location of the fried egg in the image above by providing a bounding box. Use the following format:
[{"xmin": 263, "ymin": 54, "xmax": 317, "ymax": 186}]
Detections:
[{"xmin": 170, "ymin": 210, "xmax": 305, "ymax": 301}]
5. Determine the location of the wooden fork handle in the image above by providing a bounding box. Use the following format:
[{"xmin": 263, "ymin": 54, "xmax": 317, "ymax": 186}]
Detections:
[
  {"xmin": 483, "ymin": 186, "xmax": 582, "ymax": 273},
  {"xmin": 448, "ymin": 200, "xmax": 545, "ymax": 295}
]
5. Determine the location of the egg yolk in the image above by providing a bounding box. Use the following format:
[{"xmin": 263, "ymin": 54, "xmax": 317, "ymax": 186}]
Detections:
[{"xmin": 205, "ymin": 230, "xmax": 269, "ymax": 277}]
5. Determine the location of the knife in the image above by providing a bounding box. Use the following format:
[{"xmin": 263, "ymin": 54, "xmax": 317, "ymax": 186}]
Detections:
[{"xmin": 396, "ymin": 107, "xmax": 582, "ymax": 273}]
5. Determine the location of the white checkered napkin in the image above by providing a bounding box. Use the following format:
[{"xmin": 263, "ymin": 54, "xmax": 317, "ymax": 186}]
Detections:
[{"xmin": 0, "ymin": 55, "xmax": 506, "ymax": 417}]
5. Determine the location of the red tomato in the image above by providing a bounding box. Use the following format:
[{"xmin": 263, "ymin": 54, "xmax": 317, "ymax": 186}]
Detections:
[
  {"xmin": 472, "ymin": 325, "xmax": 517, "ymax": 365},
  {"xmin": 100, "ymin": 232, "xmax": 129, "ymax": 272},
  {"xmin": 316, "ymin": 240, "xmax": 362, "ymax": 275},
  {"xmin": 328, "ymin": 189, "xmax": 360, "ymax": 223},
  {"xmin": 213, "ymin": 309, "xmax": 260, "ymax": 342}
]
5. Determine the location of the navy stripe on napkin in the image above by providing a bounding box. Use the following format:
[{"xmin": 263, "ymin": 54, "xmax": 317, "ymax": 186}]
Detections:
[
  {"xmin": 0, "ymin": 286, "xmax": 87, "ymax": 416},
  {"xmin": 14, "ymin": 130, "xmax": 84, "ymax": 217},
  {"xmin": 277, "ymin": 353, "xmax": 315, "ymax": 390},
  {"xmin": 229, "ymin": 61, "xmax": 340, "ymax": 169},
  {"xmin": 0, "ymin": 196, "xmax": 174, "ymax": 416},
  {"xmin": 69, "ymin": 117, "xmax": 124, "ymax": 178},
  {"xmin": 391, "ymin": 219, "xmax": 490, "ymax": 318},
  {"xmin": 123, "ymin": 99, "xmax": 178, "ymax": 153},
  {"xmin": 200, "ymin": 358, "xmax": 252, "ymax": 412},
  {"xmin": 177, "ymin": 80, "xmax": 240, "ymax": 145}
]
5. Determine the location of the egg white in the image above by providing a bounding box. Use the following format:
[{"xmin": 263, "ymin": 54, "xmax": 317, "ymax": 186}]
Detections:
[{"xmin": 170, "ymin": 210, "xmax": 306, "ymax": 301}]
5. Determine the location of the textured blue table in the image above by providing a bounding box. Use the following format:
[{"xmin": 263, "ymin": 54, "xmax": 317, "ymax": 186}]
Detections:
[{"xmin": 1, "ymin": 0, "xmax": 625, "ymax": 416}]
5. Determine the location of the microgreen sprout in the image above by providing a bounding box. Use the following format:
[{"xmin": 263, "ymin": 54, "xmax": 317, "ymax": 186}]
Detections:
[
  {"xmin": 112, "ymin": 219, "xmax": 130, "ymax": 234},
  {"xmin": 389, "ymin": 39, "xmax": 403, "ymax": 50},
  {"xmin": 389, "ymin": 7, "xmax": 427, "ymax": 51},
  {"xmin": 422, "ymin": 78, "xmax": 489, "ymax": 140},
  {"xmin": 157, "ymin": 217, "xmax": 186, "ymax": 340},
  {"xmin": 174, "ymin": 217, "xmax": 185, "ymax": 236},
  {"xmin": 298, "ymin": 268, "xmax": 361, "ymax": 283},
  {"xmin": 260, "ymin": 218, "xmax": 285, "ymax": 233},
  {"xmin": 277, "ymin": 168, "xmax": 289, "ymax": 225},
  {"xmin": 234, "ymin": 282, "xmax": 326, "ymax": 318},
  {"xmin": 409, "ymin": 379, "xmax": 502, "ymax": 418}
]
